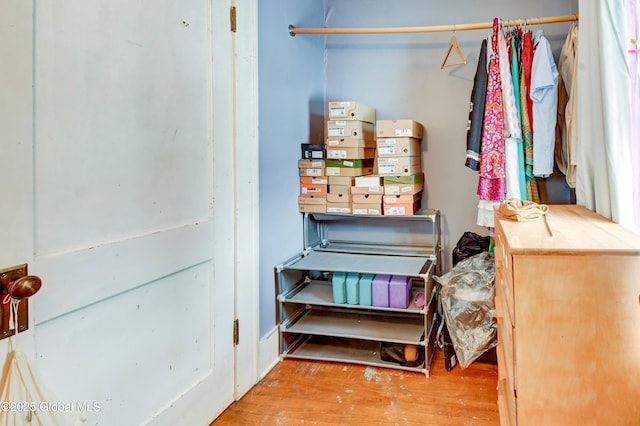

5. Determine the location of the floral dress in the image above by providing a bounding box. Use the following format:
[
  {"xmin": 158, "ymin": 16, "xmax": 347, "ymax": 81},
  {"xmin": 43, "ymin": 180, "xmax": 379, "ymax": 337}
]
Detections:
[{"xmin": 477, "ymin": 18, "xmax": 506, "ymax": 202}]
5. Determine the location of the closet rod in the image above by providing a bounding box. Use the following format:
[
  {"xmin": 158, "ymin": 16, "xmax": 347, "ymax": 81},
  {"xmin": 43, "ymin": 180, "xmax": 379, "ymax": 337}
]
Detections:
[{"xmin": 288, "ymin": 14, "xmax": 578, "ymax": 36}]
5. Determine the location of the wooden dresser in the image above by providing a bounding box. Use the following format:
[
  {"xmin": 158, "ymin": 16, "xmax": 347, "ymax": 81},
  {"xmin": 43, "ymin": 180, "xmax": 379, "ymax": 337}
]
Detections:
[{"xmin": 494, "ymin": 204, "xmax": 640, "ymax": 425}]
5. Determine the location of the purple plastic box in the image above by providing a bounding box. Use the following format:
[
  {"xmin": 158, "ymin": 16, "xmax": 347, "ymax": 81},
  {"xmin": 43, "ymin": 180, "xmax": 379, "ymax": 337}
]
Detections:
[
  {"xmin": 372, "ymin": 274, "xmax": 391, "ymax": 307},
  {"xmin": 389, "ymin": 275, "xmax": 412, "ymax": 309}
]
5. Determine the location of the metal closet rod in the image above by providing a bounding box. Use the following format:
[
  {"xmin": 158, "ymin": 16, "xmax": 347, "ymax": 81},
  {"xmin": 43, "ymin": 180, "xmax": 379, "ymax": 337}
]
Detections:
[{"xmin": 288, "ymin": 14, "xmax": 578, "ymax": 36}]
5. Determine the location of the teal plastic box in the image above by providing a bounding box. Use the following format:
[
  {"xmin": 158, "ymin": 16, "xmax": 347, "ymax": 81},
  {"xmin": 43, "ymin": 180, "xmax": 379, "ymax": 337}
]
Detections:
[
  {"xmin": 346, "ymin": 272, "xmax": 360, "ymax": 304},
  {"xmin": 358, "ymin": 273, "xmax": 375, "ymax": 306},
  {"xmin": 332, "ymin": 271, "xmax": 347, "ymax": 304}
]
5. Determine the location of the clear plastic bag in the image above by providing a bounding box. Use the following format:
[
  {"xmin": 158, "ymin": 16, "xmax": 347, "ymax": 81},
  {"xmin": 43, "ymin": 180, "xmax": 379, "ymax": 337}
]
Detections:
[{"xmin": 434, "ymin": 252, "xmax": 497, "ymax": 368}]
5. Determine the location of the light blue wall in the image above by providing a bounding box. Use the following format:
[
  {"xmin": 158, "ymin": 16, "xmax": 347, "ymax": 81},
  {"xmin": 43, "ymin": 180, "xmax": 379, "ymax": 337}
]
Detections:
[
  {"xmin": 258, "ymin": 0, "xmax": 325, "ymax": 336},
  {"xmin": 258, "ymin": 0, "xmax": 578, "ymax": 338}
]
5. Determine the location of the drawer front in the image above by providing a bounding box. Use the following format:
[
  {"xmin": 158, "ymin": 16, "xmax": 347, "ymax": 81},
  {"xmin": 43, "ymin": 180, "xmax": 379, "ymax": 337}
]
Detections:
[
  {"xmin": 496, "ymin": 313, "xmax": 515, "ymax": 396},
  {"xmin": 498, "ymin": 377, "xmax": 517, "ymax": 426},
  {"xmin": 494, "ymin": 229, "xmax": 515, "ymax": 326},
  {"xmin": 497, "ymin": 341, "xmax": 517, "ymax": 426}
]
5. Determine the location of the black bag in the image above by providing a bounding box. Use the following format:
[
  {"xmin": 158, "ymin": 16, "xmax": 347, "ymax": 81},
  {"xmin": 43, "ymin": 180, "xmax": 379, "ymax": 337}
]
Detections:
[{"xmin": 452, "ymin": 232, "xmax": 490, "ymax": 266}]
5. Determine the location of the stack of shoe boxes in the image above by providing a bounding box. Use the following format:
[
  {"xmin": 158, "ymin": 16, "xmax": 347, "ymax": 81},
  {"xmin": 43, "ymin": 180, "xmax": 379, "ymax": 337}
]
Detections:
[
  {"xmin": 325, "ymin": 101, "xmax": 376, "ymax": 214},
  {"xmin": 298, "ymin": 146, "xmax": 327, "ymax": 212},
  {"xmin": 375, "ymin": 119, "xmax": 425, "ymax": 216}
]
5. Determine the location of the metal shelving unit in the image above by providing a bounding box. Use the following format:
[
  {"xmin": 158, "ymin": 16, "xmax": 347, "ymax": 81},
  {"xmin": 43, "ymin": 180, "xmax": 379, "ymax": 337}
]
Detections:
[{"xmin": 275, "ymin": 211, "xmax": 441, "ymax": 377}]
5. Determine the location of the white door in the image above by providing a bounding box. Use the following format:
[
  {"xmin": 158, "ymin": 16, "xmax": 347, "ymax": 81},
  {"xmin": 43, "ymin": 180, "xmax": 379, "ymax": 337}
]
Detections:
[{"xmin": 0, "ymin": 1, "xmax": 258, "ymax": 424}]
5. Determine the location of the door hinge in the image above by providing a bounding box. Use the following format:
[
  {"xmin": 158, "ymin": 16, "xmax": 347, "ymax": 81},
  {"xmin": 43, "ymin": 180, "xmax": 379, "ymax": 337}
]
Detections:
[
  {"xmin": 233, "ymin": 318, "xmax": 239, "ymax": 346},
  {"xmin": 230, "ymin": 6, "xmax": 237, "ymax": 33}
]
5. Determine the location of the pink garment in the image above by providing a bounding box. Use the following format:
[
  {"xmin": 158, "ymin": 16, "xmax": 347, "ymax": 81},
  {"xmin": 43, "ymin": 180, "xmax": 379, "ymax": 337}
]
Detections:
[{"xmin": 477, "ymin": 18, "xmax": 506, "ymax": 201}]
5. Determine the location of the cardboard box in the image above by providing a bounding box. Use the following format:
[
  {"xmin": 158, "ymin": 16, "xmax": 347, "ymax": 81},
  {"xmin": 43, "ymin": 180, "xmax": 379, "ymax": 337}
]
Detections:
[
  {"xmin": 327, "ymin": 120, "xmax": 375, "ymax": 140},
  {"xmin": 299, "ymin": 168, "xmax": 325, "ymax": 177},
  {"xmin": 326, "ymin": 147, "xmax": 375, "ymax": 160},
  {"xmin": 300, "ymin": 183, "xmax": 328, "ymax": 196},
  {"xmin": 383, "ymin": 200, "xmax": 421, "ymax": 216},
  {"xmin": 376, "ymin": 119, "xmax": 423, "ymax": 139},
  {"xmin": 326, "ymin": 202, "xmax": 351, "ymax": 214},
  {"xmin": 326, "ymin": 159, "xmax": 373, "ymax": 169},
  {"xmin": 376, "ymin": 138, "xmax": 422, "ymax": 157},
  {"xmin": 298, "ymin": 159, "xmax": 325, "ymax": 169},
  {"xmin": 301, "ymin": 143, "xmax": 325, "ymax": 159},
  {"xmin": 383, "ymin": 193, "xmax": 422, "ymax": 204},
  {"xmin": 358, "ymin": 273, "xmax": 375, "ymax": 306},
  {"xmin": 300, "ymin": 176, "xmax": 328, "ymax": 185},
  {"xmin": 326, "ymin": 167, "xmax": 374, "ymax": 177},
  {"xmin": 332, "ymin": 272, "xmax": 347, "ymax": 304},
  {"xmin": 350, "ymin": 185, "xmax": 384, "ymax": 195},
  {"xmin": 372, "ymin": 274, "xmax": 391, "ymax": 307},
  {"xmin": 384, "ymin": 182, "xmax": 424, "ymax": 195},
  {"xmin": 298, "ymin": 203, "xmax": 326, "ymax": 213},
  {"xmin": 326, "ymin": 159, "xmax": 374, "ymax": 177},
  {"xmin": 383, "ymin": 173, "xmax": 423, "ymax": 185},
  {"xmin": 346, "ymin": 272, "xmax": 360, "ymax": 305},
  {"xmin": 328, "ymin": 101, "xmax": 375, "ymax": 123},
  {"xmin": 328, "ymin": 176, "xmax": 355, "ymax": 186},
  {"xmin": 389, "ymin": 275, "xmax": 412, "ymax": 309},
  {"xmin": 327, "ymin": 192, "xmax": 352, "ymax": 203},
  {"xmin": 354, "ymin": 175, "xmax": 384, "ymax": 187},
  {"xmin": 352, "ymin": 203, "xmax": 383, "ymax": 216},
  {"xmin": 377, "ymin": 156, "xmax": 422, "ymax": 176},
  {"xmin": 352, "ymin": 194, "xmax": 383, "ymax": 204},
  {"xmin": 298, "ymin": 195, "xmax": 326, "ymax": 213},
  {"xmin": 326, "ymin": 139, "xmax": 376, "ymax": 148},
  {"xmin": 298, "ymin": 195, "xmax": 326, "ymax": 205},
  {"xmin": 328, "ymin": 184, "xmax": 351, "ymax": 195}
]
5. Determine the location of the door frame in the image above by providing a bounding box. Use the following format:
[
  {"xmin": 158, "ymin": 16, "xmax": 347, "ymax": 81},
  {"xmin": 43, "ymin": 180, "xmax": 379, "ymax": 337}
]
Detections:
[{"xmin": 215, "ymin": 0, "xmax": 260, "ymax": 401}]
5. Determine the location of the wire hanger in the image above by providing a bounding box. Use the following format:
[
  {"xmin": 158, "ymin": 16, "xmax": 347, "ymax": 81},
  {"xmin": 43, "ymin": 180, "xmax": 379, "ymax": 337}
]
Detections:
[{"xmin": 441, "ymin": 26, "xmax": 467, "ymax": 69}]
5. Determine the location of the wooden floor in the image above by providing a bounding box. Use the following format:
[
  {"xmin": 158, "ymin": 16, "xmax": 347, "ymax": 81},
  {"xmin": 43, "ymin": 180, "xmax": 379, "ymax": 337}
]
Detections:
[{"xmin": 212, "ymin": 348, "xmax": 499, "ymax": 425}]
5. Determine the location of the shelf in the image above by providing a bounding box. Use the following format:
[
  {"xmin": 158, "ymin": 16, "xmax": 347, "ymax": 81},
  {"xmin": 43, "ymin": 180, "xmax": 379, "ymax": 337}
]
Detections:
[
  {"xmin": 277, "ymin": 209, "xmax": 442, "ymax": 376},
  {"xmin": 283, "ymin": 280, "xmax": 431, "ymax": 314},
  {"xmin": 283, "ymin": 314, "xmax": 439, "ymax": 375},
  {"xmin": 283, "ymin": 250, "xmax": 434, "ymax": 277},
  {"xmin": 284, "ymin": 308, "xmax": 425, "ymax": 344},
  {"xmin": 308, "ymin": 211, "xmax": 439, "ymax": 222},
  {"xmin": 286, "ymin": 335, "xmax": 428, "ymax": 373},
  {"xmin": 317, "ymin": 241, "xmax": 436, "ymax": 257}
]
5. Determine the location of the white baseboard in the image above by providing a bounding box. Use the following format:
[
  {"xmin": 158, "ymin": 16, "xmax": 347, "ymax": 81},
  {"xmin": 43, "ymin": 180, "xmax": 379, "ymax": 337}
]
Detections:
[{"xmin": 258, "ymin": 326, "xmax": 280, "ymax": 380}]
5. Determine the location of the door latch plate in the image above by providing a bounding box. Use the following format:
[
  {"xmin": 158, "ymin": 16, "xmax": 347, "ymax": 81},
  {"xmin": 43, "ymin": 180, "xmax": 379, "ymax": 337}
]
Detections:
[{"xmin": 0, "ymin": 264, "xmax": 30, "ymax": 340}]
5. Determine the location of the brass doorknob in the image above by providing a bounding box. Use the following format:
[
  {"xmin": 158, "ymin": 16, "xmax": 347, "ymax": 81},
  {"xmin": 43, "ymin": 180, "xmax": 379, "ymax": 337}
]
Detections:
[{"xmin": 8, "ymin": 275, "xmax": 42, "ymax": 300}]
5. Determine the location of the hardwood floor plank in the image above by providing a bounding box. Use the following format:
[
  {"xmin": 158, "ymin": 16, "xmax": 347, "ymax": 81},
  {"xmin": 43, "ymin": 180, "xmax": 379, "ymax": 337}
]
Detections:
[{"xmin": 212, "ymin": 348, "xmax": 499, "ymax": 425}]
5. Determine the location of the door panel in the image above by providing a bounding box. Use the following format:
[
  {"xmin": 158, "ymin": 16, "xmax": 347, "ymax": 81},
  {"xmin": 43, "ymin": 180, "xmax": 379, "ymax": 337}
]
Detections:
[
  {"xmin": 34, "ymin": 0, "xmax": 210, "ymax": 255},
  {"xmin": 35, "ymin": 263, "xmax": 212, "ymax": 426}
]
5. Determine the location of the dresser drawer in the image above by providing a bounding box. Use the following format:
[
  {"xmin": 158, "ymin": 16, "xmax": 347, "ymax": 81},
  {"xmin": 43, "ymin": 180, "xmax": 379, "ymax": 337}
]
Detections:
[
  {"xmin": 497, "ymin": 340, "xmax": 517, "ymax": 426},
  {"xmin": 494, "ymin": 228, "xmax": 515, "ymax": 326},
  {"xmin": 498, "ymin": 377, "xmax": 517, "ymax": 426},
  {"xmin": 497, "ymin": 308, "xmax": 515, "ymax": 392}
]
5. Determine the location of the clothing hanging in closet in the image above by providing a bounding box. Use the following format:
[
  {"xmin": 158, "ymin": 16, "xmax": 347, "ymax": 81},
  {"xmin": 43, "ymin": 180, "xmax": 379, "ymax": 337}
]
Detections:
[
  {"xmin": 476, "ymin": 18, "xmax": 506, "ymax": 228},
  {"xmin": 531, "ymin": 30, "xmax": 559, "ymax": 177},
  {"xmin": 468, "ymin": 17, "xmax": 573, "ymax": 227},
  {"xmin": 465, "ymin": 39, "xmax": 488, "ymax": 171},
  {"xmin": 555, "ymin": 23, "xmax": 578, "ymax": 188}
]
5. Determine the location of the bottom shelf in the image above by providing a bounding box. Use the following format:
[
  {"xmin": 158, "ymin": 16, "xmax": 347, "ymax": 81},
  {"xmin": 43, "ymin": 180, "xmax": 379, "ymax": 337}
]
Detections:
[{"xmin": 281, "ymin": 315, "xmax": 439, "ymax": 376}]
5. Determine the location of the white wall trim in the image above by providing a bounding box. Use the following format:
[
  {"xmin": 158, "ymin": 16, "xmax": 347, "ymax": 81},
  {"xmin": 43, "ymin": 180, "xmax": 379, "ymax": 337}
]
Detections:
[{"xmin": 258, "ymin": 326, "xmax": 280, "ymax": 380}]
